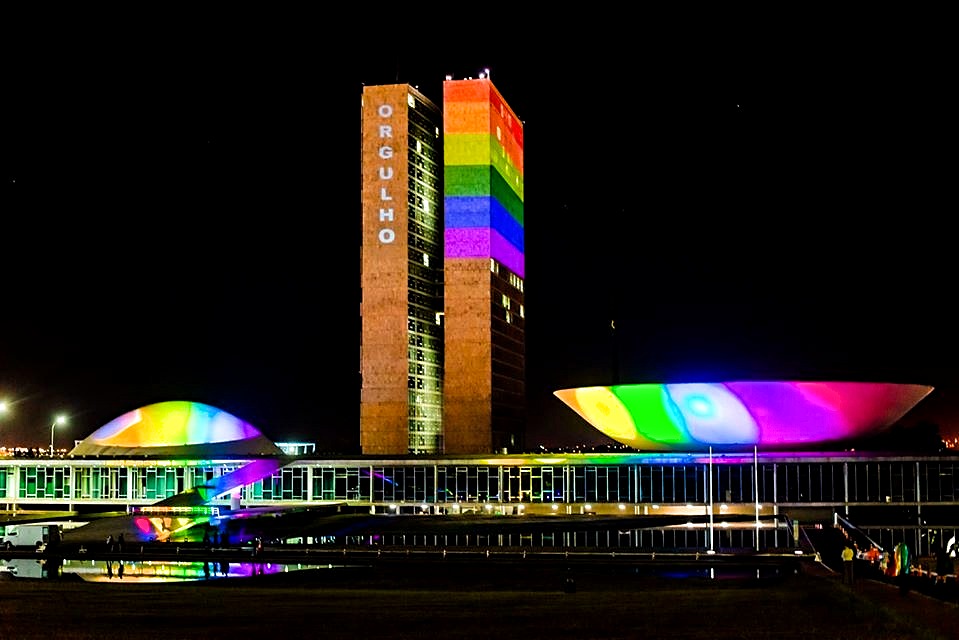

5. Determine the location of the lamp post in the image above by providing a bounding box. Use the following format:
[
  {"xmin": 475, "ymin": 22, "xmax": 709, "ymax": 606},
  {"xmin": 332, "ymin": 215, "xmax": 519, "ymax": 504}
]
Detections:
[{"xmin": 50, "ymin": 415, "xmax": 66, "ymax": 457}]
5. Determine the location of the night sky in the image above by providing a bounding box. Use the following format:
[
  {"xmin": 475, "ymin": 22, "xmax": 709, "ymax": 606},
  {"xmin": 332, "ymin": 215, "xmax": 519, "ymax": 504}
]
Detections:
[{"xmin": 3, "ymin": 21, "xmax": 956, "ymax": 451}]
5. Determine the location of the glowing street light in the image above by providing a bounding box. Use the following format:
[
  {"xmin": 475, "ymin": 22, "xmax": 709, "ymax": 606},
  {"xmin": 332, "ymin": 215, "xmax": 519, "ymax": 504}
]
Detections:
[{"xmin": 50, "ymin": 415, "xmax": 67, "ymax": 457}]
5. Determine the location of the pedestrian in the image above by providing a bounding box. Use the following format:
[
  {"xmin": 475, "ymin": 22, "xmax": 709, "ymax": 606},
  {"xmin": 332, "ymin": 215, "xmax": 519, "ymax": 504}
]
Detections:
[
  {"xmin": 842, "ymin": 545, "xmax": 855, "ymax": 585},
  {"xmin": 116, "ymin": 534, "xmax": 124, "ymax": 552},
  {"xmin": 106, "ymin": 534, "xmax": 114, "ymax": 552},
  {"xmin": 936, "ymin": 545, "xmax": 952, "ymax": 577}
]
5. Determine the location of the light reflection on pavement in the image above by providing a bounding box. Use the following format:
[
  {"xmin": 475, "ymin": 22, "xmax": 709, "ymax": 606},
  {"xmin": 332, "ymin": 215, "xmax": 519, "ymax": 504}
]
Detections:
[{"xmin": 2, "ymin": 557, "xmax": 329, "ymax": 582}]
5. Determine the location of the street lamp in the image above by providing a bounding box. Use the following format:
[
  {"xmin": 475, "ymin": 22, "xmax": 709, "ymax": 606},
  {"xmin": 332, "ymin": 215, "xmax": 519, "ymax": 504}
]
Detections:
[{"xmin": 50, "ymin": 415, "xmax": 67, "ymax": 457}]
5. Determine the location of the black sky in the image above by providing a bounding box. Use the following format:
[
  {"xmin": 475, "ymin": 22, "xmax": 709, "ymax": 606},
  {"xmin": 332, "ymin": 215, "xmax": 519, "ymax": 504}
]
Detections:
[{"xmin": 3, "ymin": 18, "xmax": 957, "ymax": 450}]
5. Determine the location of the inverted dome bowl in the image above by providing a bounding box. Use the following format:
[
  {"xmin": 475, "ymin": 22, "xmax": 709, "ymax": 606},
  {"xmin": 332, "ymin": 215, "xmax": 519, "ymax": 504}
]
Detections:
[{"xmin": 553, "ymin": 381, "xmax": 934, "ymax": 451}]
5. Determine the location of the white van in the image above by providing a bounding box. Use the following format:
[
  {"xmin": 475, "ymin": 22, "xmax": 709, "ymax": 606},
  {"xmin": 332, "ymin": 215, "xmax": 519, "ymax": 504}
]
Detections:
[
  {"xmin": 0, "ymin": 524, "xmax": 58, "ymax": 551},
  {"xmin": 0, "ymin": 558, "xmax": 45, "ymax": 578}
]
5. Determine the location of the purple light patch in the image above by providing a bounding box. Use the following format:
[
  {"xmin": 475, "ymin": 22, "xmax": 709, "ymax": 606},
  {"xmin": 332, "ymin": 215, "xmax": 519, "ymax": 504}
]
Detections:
[{"xmin": 445, "ymin": 228, "xmax": 524, "ymax": 278}]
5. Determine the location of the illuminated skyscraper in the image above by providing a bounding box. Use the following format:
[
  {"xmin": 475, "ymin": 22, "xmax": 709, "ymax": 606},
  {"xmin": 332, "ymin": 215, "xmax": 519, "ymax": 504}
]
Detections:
[
  {"xmin": 359, "ymin": 75, "xmax": 525, "ymax": 455},
  {"xmin": 442, "ymin": 77, "xmax": 525, "ymax": 454},
  {"xmin": 360, "ymin": 84, "xmax": 445, "ymax": 454}
]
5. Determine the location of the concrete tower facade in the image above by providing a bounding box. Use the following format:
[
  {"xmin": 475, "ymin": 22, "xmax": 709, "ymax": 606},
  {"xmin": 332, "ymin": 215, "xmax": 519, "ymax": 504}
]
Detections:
[
  {"xmin": 441, "ymin": 77, "xmax": 525, "ymax": 454},
  {"xmin": 359, "ymin": 84, "xmax": 445, "ymax": 455}
]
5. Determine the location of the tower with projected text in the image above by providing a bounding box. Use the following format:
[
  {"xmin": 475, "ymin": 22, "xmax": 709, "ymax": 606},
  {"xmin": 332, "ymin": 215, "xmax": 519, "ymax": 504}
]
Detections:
[
  {"xmin": 359, "ymin": 74, "xmax": 525, "ymax": 455},
  {"xmin": 360, "ymin": 84, "xmax": 445, "ymax": 455},
  {"xmin": 441, "ymin": 76, "xmax": 525, "ymax": 454}
]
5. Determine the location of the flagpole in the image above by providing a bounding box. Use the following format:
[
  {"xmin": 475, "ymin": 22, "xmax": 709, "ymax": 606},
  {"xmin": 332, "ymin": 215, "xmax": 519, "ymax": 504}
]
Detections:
[
  {"xmin": 754, "ymin": 445, "xmax": 760, "ymax": 551},
  {"xmin": 708, "ymin": 446, "xmax": 714, "ymax": 552}
]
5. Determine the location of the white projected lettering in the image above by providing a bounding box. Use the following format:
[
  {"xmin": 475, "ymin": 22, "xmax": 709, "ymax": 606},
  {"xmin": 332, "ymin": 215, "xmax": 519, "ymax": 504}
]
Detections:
[{"xmin": 375, "ymin": 103, "xmax": 396, "ymax": 244}]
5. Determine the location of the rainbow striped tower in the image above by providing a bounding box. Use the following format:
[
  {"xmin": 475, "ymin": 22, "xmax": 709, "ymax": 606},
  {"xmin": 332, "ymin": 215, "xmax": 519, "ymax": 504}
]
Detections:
[
  {"xmin": 442, "ymin": 74, "xmax": 525, "ymax": 454},
  {"xmin": 443, "ymin": 77, "xmax": 525, "ymax": 277}
]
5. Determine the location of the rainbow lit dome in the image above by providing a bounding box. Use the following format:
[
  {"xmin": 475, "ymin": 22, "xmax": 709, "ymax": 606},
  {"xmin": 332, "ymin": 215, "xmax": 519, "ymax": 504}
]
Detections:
[
  {"xmin": 554, "ymin": 382, "xmax": 934, "ymax": 451},
  {"xmin": 69, "ymin": 401, "xmax": 283, "ymax": 457}
]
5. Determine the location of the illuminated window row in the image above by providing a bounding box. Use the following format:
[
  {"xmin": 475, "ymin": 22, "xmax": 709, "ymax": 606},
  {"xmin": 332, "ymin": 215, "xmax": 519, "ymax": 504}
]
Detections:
[{"xmin": 5, "ymin": 459, "xmax": 959, "ymax": 507}]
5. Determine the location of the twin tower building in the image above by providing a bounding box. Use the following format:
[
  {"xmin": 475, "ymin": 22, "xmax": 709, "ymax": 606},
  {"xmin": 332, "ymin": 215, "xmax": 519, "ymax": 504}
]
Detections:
[{"xmin": 360, "ymin": 74, "xmax": 525, "ymax": 456}]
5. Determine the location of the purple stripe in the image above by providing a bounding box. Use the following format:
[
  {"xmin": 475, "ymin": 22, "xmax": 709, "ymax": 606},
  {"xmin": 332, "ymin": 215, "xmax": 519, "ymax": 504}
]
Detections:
[{"xmin": 445, "ymin": 228, "xmax": 525, "ymax": 278}]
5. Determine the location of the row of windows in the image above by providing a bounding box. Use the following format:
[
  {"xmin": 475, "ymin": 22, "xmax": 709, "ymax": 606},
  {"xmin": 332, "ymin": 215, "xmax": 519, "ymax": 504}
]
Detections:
[
  {"xmin": 407, "ymin": 224, "xmax": 441, "ymax": 253},
  {"xmin": 407, "ymin": 327, "xmax": 442, "ymax": 350},
  {"xmin": 410, "ymin": 146, "xmax": 439, "ymax": 173},
  {"xmin": 8, "ymin": 461, "xmax": 959, "ymax": 506},
  {"xmin": 368, "ymin": 527, "xmax": 791, "ymax": 553},
  {"xmin": 408, "ymin": 360, "xmax": 441, "ymax": 379},
  {"xmin": 494, "ymin": 303, "xmax": 526, "ymax": 324},
  {"xmin": 410, "ymin": 347, "xmax": 442, "ymax": 366},
  {"xmin": 491, "ymin": 338, "xmax": 525, "ymax": 369},
  {"xmin": 409, "ymin": 207, "xmax": 441, "ymax": 232},
  {"xmin": 409, "ymin": 435, "xmax": 443, "ymax": 455},
  {"xmin": 409, "ymin": 171, "xmax": 440, "ymax": 203},
  {"xmin": 497, "ymin": 295, "xmax": 526, "ymax": 320},
  {"xmin": 407, "ymin": 275, "xmax": 440, "ymax": 298},
  {"xmin": 412, "ymin": 165, "xmax": 440, "ymax": 192},
  {"xmin": 407, "ymin": 100, "xmax": 440, "ymax": 138},
  {"xmin": 411, "ymin": 351, "xmax": 441, "ymax": 369},
  {"xmin": 408, "ymin": 401, "xmax": 442, "ymax": 420},
  {"xmin": 407, "ymin": 192, "xmax": 436, "ymax": 216},
  {"xmin": 408, "ymin": 259, "xmax": 442, "ymax": 285},
  {"xmin": 408, "ymin": 420, "xmax": 442, "ymax": 436},
  {"xmin": 8, "ymin": 466, "xmax": 234, "ymax": 501},
  {"xmin": 408, "ymin": 228, "xmax": 441, "ymax": 256},
  {"xmin": 408, "ymin": 141, "xmax": 439, "ymax": 166},
  {"xmin": 408, "ymin": 307, "xmax": 443, "ymax": 326},
  {"xmin": 408, "ymin": 372, "xmax": 442, "ymax": 391},
  {"xmin": 408, "ymin": 289, "xmax": 440, "ymax": 311}
]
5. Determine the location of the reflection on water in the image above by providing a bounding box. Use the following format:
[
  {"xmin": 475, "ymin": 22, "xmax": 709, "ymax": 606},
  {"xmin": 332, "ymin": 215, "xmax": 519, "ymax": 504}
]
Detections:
[
  {"xmin": 2, "ymin": 558, "xmax": 326, "ymax": 583},
  {"xmin": 2, "ymin": 556, "xmax": 793, "ymax": 583},
  {"xmin": 649, "ymin": 566, "xmax": 789, "ymax": 580}
]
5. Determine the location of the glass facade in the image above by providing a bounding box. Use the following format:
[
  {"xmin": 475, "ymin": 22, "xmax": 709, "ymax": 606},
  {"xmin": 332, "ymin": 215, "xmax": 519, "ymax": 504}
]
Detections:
[
  {"xmin": 3, "ymin": 453, "xmax": 958, "ymax": 554},
  {"xmin": 405, "ymin": 91, "xmax": 444, "ymax": 454},
  {"xmin": 3, "ymin": 454, "xmax": 959, "ymax": 506}
]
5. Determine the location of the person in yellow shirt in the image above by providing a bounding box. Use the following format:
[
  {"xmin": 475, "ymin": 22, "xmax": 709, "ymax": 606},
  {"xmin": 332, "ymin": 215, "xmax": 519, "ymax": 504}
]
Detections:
[{"xmin": 842, "ymin": 545, "xmax": 855, "ymax": 585}]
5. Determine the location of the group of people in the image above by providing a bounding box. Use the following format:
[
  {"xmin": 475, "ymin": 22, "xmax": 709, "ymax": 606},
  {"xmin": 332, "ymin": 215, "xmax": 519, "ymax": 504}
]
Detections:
[
  {"xmin": 202, "ymin": 530, "xmax": 222, "ymax": 548},
  {"xmin": 105, "ymin": 533, "xmax": 125, "ymax": 552},
  {"xmin": 104, "ymin": 534, "xmax": 126, "ymax": 578},
  {"xmin": 842, "ymin": 537, "xmax": 915, "ymax": 588},
  {"xmin": 203, "ymin": 560, "xmax": 229, "ymax": 578},
  {"xmin": 106, "ymin": 559, "xmax": 124, "ymax": 579}
]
